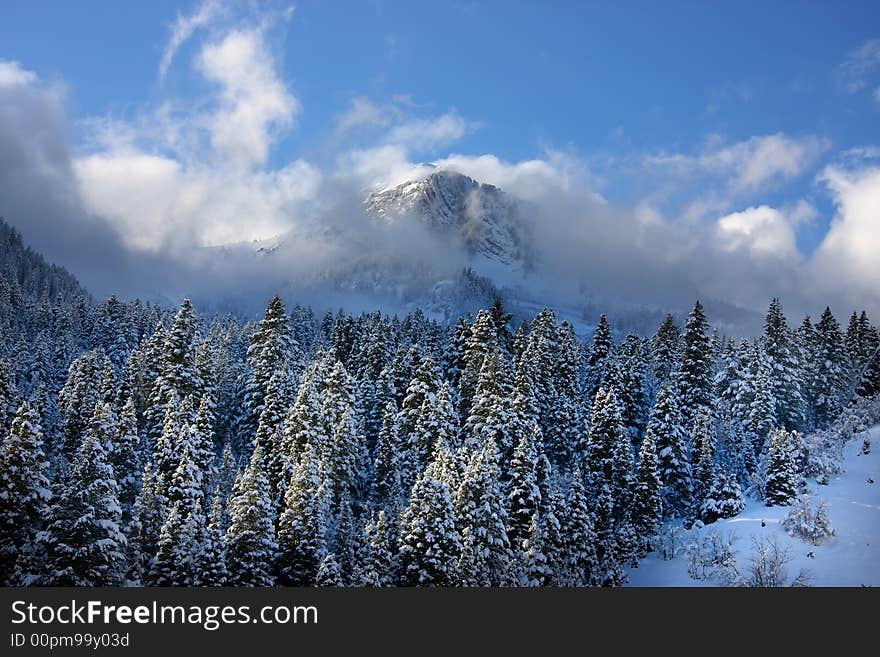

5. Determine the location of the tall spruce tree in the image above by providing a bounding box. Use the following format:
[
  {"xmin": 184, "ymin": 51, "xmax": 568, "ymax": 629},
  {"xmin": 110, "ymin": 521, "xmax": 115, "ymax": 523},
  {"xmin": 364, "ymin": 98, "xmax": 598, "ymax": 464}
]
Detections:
[
  {"xmin": 0, "ymin": 401, "xmax": 50, "ymax": 584},
  {"xmin": 224, "ymin": 445, "xmax": 277, "ymax": 586},
  {"xmin": 41, "ymin": 432, "xmax": 126, "ymax": 585}
]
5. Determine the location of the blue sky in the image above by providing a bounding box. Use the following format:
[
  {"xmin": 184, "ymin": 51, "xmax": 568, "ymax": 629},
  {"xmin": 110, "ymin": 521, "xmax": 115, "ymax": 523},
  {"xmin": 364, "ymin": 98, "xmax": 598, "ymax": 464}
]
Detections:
[{"xmin": 1, "ymin": 0, "xmax": 879, "ymax": 314}]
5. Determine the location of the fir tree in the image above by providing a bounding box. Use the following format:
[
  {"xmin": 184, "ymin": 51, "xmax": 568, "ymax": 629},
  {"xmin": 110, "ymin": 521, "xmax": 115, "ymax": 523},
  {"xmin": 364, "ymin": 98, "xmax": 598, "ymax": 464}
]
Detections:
[
  {"xmin": 276, "ymin": 442, "xmax": 328, "ymax": 586},
  {"xmin": 315, "ymin": 552, "xmax": 344, "ymax": 586},
  {"xmin": 0, "ymin": 401, "xmax": 50, "ymax": 584},
  {"xmin": 126, "ymin": 463, "xmax": 164, "ymax": 585},
  {"xmin": 584, "ymin": 314, "xmax": 615, "ymax": 403},
  {"xmin": 699, "ymin": 470, "xmax": 745, "ymax": 524},
  {"xmin": 41, "ymin": 432, "xmax": 126, "ymax": 585},
  {"xmin": 585, "ymin": 387, "xmax": 633, "ymax": 516},
  {"xmin": 631, "ymin": 429, "xmax": 662, "ymax": 555},
  {"xmin": 200, "ymin": 492, "xmax": 228, "ymax": 586},
  {"xmin": 763, "ymin": 299, "xmax": 806, "ymax": 431},
  {"xmin": 455, "ymin": 437, "xmax": 511, "ymax": 586},
  {"xmin": 398, "ymin": 442, "xmax": 460, "ymax": 586},
  {"xmin": 224, "ymin": 445, "xmax": 277, "ymax": 586},
  {"xmin": 560, "ymin": 470, "xmax": 597, "ymax": 586},
  {"xmin": 765, "ymin": 428, "xmax": 801, "ymax": 506},
  {"xmin": 648, "ymin": 383, "xmax": 692, "ymax": 517},
  {"xmin": 652, "ymin": 314, "xmax": 681, "ymax": 387},
  {"xmin": 678, "ymin": 301, "xmax": 714, "ymax": 429},
  {"xmin": 507, "ymin": 419, "xmax": 542, "ymax": 551}
]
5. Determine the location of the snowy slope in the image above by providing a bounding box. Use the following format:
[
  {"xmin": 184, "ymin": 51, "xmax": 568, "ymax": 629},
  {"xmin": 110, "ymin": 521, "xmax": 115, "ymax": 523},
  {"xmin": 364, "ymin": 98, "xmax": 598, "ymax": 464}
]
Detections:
[{"xmin": 628, "ymin": 425, "xmax": 880, "ymax": 587}]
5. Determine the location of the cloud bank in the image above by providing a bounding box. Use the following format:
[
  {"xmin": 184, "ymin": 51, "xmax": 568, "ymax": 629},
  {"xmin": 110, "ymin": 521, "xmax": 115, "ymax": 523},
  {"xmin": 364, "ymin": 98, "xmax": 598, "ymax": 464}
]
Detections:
[{"xmin": 1, "ymin": 3, "xmax": 879, "ymax": 324}]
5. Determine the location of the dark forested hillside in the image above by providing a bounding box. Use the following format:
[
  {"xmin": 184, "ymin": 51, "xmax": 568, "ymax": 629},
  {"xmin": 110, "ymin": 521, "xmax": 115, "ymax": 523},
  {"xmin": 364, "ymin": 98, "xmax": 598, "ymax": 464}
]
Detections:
[{"xmin": 0, "ymin": 225, "xmax": 879, "ymax": 587}]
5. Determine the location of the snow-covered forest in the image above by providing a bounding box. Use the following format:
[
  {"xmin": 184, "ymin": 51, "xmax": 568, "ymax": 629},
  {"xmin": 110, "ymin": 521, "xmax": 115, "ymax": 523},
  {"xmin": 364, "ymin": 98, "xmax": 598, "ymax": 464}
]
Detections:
[{"xmin": 1, "ymin": 219, "xmax": 879, "ymax": 587}]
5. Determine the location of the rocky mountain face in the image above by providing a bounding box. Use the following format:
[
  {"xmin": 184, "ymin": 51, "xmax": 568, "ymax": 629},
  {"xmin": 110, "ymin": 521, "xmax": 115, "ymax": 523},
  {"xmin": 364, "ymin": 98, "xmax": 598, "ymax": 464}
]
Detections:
[{"xmin": 364, "ymin": 170, "xmax": 531, "ymax": 270}]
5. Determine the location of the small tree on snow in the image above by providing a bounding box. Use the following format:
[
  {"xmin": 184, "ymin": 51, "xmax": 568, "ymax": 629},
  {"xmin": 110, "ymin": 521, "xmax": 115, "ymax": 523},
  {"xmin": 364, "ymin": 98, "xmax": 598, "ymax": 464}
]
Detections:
[
  {"xmin": 782, "ymin": 495, "xmax": 833, "ymax": 545},
  {"xmin": 764, "ymin": 428, "xmax": 801, "ymax": 506}
]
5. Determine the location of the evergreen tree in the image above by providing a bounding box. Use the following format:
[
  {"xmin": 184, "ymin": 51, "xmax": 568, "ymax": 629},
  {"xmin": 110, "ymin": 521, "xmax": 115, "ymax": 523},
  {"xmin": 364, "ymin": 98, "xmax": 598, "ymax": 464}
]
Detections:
[
  {"xmin": 126, "ymin": 463, "xmax": 164, "ymax": 585},
  {"xmin": 454, "ymin": 437, "xmax": 511, "ymax": 586},
  {"xmin": 652, "ymin": 314, "xmax": 681, "ymax": 387},
  {"xmin": 0, "ymin": 401, "xmax": 50, "ymax": 584},
  {"xmin": 398, "ymin": 442, "xmax": 460, "ymax": 586},
  {"xmin": 812, "ymin": 308, "xmax": 846, "ymax": 428},
  {"xmin": 560, "ymin": 470, "xmax": 597, "ymax": 586},
  {"xmin": 699, "ymin": 470, "xmax": 745, "ymax": 524},
  {"xmin": 41, "ymin": 432, "xmax": 126, "ymax": 585},
  {"xmin": 763, "ymin": 299, "xmax": 806, "ymax": 431},
  {"xmin": 648, "ymin": 383, "xmax": 692, "ymax": 517},
  {"xmin": 506, "ymin": 419, "xmax": 542, "ymax": 550},
  {"xmin": 359, "ymin": 509, "xmax": 397, "ymax": 586},
  {"xmin": 224, "ymin": 445, "xmax": 277, "ymax": 586},
  {"xmin": 678, "ymin": 301, "xmax": 714, "ymax": 429},
  {"xmin": 114, "ymin": 397, "xmax": 141, "ymax": 516},
  {"xmin": 584, "ymin": 314, "xmax": 615, "ymax": 403},
  {"xmin": 765, "ymin": 428, "xmax": 801, "ymax": 506},
  {"xmin": 631, "ymin": 429, "xmax": 662, "ymax": 555},
  {"xmin": 200, "ymin": 493, "xmax": 228, "ymax": 586},
  {"xmin": 585, "ymin": 387, "xmax": 633, "ymax": 516},
  {"xmin": 315, "ymin": 552, "xmax": 344, "ymax": 586},
  {"xmin": 372, "ymin": 400, "xmax": 403, "ymax": 507},
  {"xmin": 276, "ymin": 442, "xmax": 328, "ymax": 586}
]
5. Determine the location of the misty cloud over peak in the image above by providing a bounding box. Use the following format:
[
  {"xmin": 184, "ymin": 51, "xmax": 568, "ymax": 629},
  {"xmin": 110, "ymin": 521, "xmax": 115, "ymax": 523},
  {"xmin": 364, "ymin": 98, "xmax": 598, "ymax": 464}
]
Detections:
[{"xmin": 1, "ymin": 1, "xmax": 879, "ymax": 325}]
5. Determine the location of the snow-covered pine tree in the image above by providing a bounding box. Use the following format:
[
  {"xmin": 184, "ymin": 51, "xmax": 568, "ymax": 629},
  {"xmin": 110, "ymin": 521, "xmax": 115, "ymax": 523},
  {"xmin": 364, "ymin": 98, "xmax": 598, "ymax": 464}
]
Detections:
[
  {"xmin": 150, "ymin": 501, "xmax": 196, "ymax": 586},
  {"xmin": 678, "ymin": 301, "xmax": 715, "ymax": 431},
  {"xmin": 631, "ymin": 428, "xmax": 662, "ymax": 555},
  {"xmin": 0, "ymin": 358, "xmax": 21, "ymax": 438},
  {"xmin": 592, "ymin": 485, "xmax": 625, "ymax": 586},
  {"xmin": 458, "ymin": 309, "xmax": 498, "ymax": 418},
  {"xmin": 651, "ymin": 314, "xmax": 681, "ymax": 388},
  {"xmin": 199, "ymin": 492, "xmax": 228, "ymax": 586},
  {"xmin": 240, "ymin": 296, "xmax": 297, "ymax": 443},
  {"xmin": 125, "ymin": 462, "xmax": 164, "ymax": 585},
  {"xmin": 398, "ymin": 440, "xmax": 461, "ymax": 586},
  {"xmin": 224, "ymin": 444, "xmax": 277, "ymax": 586},
  {"xmin": 585, "ymin": 387, "xmax": 633, "ymax": 516},
  {"xmin": 454, "ymin": 436, "xmax": 511, "ymax": 586},
  {"xmin": 747, "ymin": 344, "xmax": 776, "ymax": 451},
  {"xmin": 114, "ymin": 397, "xmax": 140, "ymax": 518},
  {"xmin": 584, "ymin": 314, "xmax": 615, "ymax": 404},
  {"xmin": 315, "ymin": 552, "xmax": 344, "ymax": 586},
  {"xmin": 811, "ymin": 308, "xmax": 846, "ymax": 428},
  {"xmin": 358, "ymin": 509, "xmax": 398, "ymax": 586},
  {"xmin": 699, "ymin": 469, "xmax": 745, "ymax": 524},
  {"xmin": 763, "ymin": 299, "xmax": 806, "ymax": 431},
  {"xmin": 408, "ymin": 380, "xmax": 458, "ymax": 488},
  {"xmin": 41, "ymin": 431, "xmax": 126, "ymax": 585},
  {"xmin": 560, "ymin": 469, "xmax": 597, "ymax": 586},
  {"xmin": 764, "ymin": 428, "xmax": 801, "ymax": 507},
  {"xmin": 276, "ymin": 441, "xmax": 328, "ymax": 586},
  {"xmin": 648, "ymin": 382, "xmax": 693, "ymax": 517},
  {"xmin": 0, "ymin": 401, "xmax": 50, "ymax": 584},
  {"xmin": 57, "ymin": 350, "xmax": 103, "ymax": 458},
  {"xmin": 506, "ymin": 418, "xmax": 542, "ymax": 551}
]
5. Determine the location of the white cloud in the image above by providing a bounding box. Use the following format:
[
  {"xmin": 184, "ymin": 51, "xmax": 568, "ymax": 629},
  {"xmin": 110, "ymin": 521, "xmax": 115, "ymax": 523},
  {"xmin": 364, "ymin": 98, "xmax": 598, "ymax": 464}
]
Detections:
[
  {"xmin": 840, "ymin": 39, "xmax": 880, "ymax": 93},
  {"xmin": 385, "ymin": 111, "xmax": 472, "ymax": 152},
  {"xmin": 0, "ymin": 60, "xmax": 38, "ymax": 88},
  {"xmin": 809, "ymin": 163, "xmax": 880, "ymax": 311},
  {"xmin": 196, "ymin": 28, "xmax": 299, "ymax": 169},
  {"xmin": 646, "ymin": 133, "xmax": 829, "ymax": 194},
  {"xmin": 715, "ymin": 204, "xmax": 804, "ymax": 261},
  {"xmin": 335, "ymin": 97, "xmax": 394, "ymax": 136},
  {"xmin": 159, "ymin": 0, "xmax": 223, "ymax": 81}
]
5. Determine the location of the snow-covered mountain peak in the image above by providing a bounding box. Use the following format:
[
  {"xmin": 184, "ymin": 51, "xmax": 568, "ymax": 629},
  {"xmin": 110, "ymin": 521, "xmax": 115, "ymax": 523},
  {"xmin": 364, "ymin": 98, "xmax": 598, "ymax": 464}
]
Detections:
[{"xmin": 364, "ymin": 170, "xmax": 530, "ymax": 269}]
